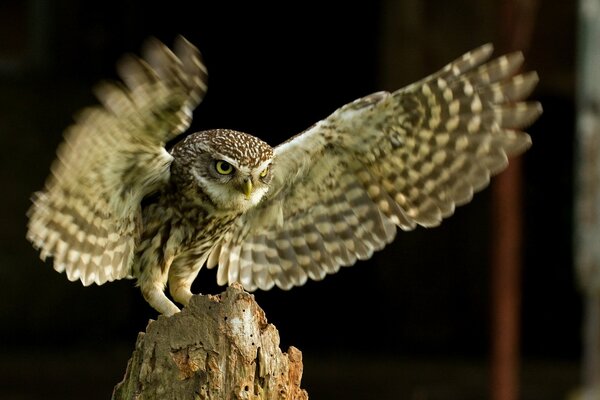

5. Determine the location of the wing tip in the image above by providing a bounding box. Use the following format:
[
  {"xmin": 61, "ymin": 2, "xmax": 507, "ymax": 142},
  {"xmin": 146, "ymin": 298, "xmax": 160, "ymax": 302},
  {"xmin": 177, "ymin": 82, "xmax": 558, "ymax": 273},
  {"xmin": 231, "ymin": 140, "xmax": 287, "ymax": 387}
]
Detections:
[{"xmin": 479, "ymin": 43, "xmax": 494, "ymax": 56}]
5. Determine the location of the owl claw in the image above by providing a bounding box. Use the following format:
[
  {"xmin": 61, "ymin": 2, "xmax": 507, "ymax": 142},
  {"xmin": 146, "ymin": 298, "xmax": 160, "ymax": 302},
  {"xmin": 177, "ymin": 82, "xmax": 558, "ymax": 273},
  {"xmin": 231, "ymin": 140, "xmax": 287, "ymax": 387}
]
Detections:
[
  {"xmin": 169, "ymin": 276, "xmax": 195, "ymax": 306},
  {"xmin": 162, "ymin": 302, "xmax": 181, "ymax": 317},
  {"xmin": 171, "ymin": 286, "xmax": 193, "ymax": 306},
  {"xmin": 141, "ymin": 284, "xmax": 180, "ymax": 316}
]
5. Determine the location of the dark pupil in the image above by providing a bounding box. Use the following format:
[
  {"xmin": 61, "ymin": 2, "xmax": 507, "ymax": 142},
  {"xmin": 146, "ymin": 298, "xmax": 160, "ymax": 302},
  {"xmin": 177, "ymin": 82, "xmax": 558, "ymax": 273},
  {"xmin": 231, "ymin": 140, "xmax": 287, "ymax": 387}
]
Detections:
[{"xmin": 218, "ymin": 161, "xmax": 231, "ymax": 171}]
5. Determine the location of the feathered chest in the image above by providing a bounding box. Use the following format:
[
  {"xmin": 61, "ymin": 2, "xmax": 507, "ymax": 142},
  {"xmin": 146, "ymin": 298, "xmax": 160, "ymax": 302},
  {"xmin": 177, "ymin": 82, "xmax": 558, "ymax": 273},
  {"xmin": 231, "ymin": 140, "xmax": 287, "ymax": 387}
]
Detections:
[{"xmin": 134, "ymin": 199, "xmax": 241, "ymax": 276}]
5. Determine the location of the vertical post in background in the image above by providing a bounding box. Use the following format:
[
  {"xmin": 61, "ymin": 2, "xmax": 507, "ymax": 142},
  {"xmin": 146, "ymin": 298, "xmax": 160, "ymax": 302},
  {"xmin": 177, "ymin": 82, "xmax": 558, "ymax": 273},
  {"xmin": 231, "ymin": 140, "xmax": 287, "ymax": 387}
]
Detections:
[
  {"xmin": 491, "ymin": 1, "xmax": 538, "ymax": 400},
  {"xmin": 491, "ymin": 160, "xmax": 523, "ymax": 400},
  {"xmin": 575, "ymin": 0, "xmax": 600, "ymax": 398}
]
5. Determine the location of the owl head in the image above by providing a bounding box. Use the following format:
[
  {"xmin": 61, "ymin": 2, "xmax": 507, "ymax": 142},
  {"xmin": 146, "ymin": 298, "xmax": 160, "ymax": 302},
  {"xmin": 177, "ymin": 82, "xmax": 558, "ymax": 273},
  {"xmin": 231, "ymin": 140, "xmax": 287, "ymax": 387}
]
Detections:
[{"xmin": 170, "ymin": 129, "xmax": 274, "ymax": 211}]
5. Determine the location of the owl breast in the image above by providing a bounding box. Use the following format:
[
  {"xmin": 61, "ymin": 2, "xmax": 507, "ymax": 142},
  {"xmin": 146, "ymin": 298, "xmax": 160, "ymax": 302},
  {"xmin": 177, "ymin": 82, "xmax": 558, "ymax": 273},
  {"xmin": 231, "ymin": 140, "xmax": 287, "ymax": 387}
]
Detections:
[{"xmin": 132, "ymin": 197, "xmax": 240, "ymax": 282}]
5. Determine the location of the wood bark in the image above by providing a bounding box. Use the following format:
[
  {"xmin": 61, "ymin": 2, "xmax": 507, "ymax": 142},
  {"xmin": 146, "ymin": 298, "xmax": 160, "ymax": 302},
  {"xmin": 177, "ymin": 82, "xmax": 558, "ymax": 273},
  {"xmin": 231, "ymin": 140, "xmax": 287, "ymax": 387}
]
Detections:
[{"xmin": 112, "ymin": 284, "xmax": 308, "ymax": 400}]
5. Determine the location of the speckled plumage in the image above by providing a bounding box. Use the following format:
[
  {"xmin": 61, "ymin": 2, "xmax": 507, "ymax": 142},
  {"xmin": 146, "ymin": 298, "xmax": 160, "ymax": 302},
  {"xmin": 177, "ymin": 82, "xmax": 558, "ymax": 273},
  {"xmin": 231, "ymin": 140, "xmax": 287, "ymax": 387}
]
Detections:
[{"xmin": 27, "ymin": 37, "xmax": 541, "ymax": 315}]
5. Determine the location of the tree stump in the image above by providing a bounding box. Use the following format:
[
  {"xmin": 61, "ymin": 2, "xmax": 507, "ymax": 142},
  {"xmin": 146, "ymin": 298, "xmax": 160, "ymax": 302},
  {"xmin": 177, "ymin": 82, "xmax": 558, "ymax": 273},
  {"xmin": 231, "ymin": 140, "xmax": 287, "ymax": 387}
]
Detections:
[{"xmin": 112, "ymin": 284, "xmax": 308, "ymax": 400}]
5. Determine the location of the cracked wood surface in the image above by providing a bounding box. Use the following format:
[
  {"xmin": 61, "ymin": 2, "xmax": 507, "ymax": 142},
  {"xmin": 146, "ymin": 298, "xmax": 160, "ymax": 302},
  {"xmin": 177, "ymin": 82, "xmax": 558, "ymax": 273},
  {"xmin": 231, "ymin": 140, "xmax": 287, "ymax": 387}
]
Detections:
[{"xmin": 112, "ymin": 284, "xmax": 308, "ymax": 400}]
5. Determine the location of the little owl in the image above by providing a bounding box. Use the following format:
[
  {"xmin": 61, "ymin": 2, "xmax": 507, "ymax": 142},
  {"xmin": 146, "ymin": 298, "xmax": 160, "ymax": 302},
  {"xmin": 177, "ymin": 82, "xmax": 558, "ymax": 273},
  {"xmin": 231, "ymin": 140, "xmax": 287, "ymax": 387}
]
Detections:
[{"xmin": 27, "ymin": 36, "xmax": 542, "ymax": 315}]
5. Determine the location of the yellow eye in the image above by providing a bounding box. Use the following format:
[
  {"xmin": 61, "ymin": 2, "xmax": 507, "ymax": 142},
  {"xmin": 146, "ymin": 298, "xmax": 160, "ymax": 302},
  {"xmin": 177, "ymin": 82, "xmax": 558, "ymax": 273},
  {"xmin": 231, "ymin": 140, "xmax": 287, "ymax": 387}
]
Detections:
[
  {"xmin": 215, "ymin": 160, "xmax": 234, "ymax": 175},
  {"xmin": 259, "ymin": 167, "xmax": 269, "ymax": 178}
]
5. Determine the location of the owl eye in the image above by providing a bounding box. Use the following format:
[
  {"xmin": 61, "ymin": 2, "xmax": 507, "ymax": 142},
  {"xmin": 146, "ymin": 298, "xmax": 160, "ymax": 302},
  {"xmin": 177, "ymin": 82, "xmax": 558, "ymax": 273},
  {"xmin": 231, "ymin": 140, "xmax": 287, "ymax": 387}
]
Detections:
[
  {"xmin": 214, "ymin": 160, "xmax": 234, "ymax": 175},
  {"xmin": 259, "ymin": 167, "xmax": 269, "ymax": 178}
]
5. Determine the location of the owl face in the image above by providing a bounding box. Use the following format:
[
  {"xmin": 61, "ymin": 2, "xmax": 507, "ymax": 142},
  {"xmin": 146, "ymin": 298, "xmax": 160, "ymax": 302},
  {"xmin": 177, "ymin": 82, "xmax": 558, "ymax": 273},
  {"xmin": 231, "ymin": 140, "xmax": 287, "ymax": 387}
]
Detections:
[{"xmin": 171, "ymin": 129, "xmax": 274, "ymax": 212}]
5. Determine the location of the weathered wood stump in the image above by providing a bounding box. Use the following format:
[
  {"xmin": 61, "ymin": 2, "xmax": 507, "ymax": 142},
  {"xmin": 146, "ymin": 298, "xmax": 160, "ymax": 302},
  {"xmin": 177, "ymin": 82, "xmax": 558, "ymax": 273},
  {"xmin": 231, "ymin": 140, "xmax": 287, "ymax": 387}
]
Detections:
[{"xmin": 112, "ymin": 284, "xmax": 308, "ymax": 400}]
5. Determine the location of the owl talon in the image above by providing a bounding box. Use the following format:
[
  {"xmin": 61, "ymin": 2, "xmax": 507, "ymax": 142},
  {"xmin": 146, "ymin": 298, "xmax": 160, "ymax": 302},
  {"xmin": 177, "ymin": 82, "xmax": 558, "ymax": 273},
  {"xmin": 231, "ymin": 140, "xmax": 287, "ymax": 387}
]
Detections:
[
  {"xmin": 172, "ymin": 288, "xmax": 193, "ymax": 306},
  {"xmin": 169, "ymin": 280, "xmax": 194, "ymax": 306},
  {"xmin": 162, "ymin": 302, "xmax": 181, "ymax": 317},
  {"xmin": 141, "ymin": 284, "xmax": 180, "ymax": 316}
]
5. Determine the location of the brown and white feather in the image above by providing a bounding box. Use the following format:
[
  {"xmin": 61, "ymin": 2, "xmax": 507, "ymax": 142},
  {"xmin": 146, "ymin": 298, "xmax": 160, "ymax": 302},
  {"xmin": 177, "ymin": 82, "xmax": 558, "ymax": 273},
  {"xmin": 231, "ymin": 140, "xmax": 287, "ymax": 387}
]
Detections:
[
  {"xmin": 209, "ymin": 43, "xmax": 541, "ymax": 291},
  {"xmin": 27, "ymin": 36, "xmax": 208, "ymax": 286}
]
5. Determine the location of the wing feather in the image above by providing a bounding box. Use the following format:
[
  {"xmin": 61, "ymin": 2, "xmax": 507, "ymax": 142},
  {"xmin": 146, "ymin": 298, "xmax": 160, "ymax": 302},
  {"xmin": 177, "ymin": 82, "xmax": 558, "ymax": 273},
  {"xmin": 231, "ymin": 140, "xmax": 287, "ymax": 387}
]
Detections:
[
  {"xmin": 210, "ymin": 43, "xmax": 541, "ymax": 291},
  {"xmin": 27, "ymin": 36, "xmax": 207, "ymax": 286}
]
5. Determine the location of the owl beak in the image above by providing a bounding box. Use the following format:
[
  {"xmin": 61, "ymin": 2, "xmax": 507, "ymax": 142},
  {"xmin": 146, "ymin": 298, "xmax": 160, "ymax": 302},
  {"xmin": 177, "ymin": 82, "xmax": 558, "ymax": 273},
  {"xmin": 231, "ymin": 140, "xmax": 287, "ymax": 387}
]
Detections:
[{"xmin": 242, "ymin": 178, "xmax": 253, "ymax": 200}]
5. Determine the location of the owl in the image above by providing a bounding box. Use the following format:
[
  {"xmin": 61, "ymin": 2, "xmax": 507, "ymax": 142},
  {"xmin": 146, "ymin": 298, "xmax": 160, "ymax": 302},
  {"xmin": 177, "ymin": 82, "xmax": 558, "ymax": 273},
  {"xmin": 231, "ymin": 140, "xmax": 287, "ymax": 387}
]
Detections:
[{"xmin": 27, "ymin": 36, "xmax": 542, "ymax": 316}]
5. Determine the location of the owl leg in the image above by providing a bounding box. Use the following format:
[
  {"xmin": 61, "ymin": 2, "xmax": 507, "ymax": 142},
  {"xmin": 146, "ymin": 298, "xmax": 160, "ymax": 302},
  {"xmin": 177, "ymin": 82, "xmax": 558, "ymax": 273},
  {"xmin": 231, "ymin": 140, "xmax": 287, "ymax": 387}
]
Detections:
[
  {"xmin": 138, "ymin": 267, "xmax": 180, "ymax": 316},
  {"xmin": 168, "ymin": 260, "xmax": 204, "ymax": 306},
  {"xmin": 140, "ymin": 282, "xmax": 180, "ymax": 316},
  {"xmin": 168, "ymin": 275, "xmax": 195, "ymax": 306}
]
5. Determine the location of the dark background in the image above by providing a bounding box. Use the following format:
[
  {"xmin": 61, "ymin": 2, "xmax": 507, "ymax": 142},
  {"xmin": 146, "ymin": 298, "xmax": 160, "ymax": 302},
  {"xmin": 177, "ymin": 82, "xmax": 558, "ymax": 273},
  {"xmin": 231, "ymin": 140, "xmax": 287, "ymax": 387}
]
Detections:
[{"xmin": 0, "ymin": 1, "xmax": 577, "ymax": 399}]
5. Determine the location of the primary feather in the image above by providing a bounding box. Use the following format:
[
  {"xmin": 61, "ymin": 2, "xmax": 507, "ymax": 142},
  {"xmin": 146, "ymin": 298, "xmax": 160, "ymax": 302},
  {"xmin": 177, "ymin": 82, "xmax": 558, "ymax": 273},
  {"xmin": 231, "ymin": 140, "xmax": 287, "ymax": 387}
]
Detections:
[{"xmin": 210, "ymin": 44, "xmax": 541, "ymax": 291}]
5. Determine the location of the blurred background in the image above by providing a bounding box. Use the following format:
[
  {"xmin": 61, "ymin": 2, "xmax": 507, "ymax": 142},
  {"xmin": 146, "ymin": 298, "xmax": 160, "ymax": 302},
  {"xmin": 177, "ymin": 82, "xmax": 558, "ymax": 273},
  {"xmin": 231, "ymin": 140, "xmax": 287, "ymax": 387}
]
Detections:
[{"xmin": 0, "ymin": 0, "xmax": 579, "ymax": 399}]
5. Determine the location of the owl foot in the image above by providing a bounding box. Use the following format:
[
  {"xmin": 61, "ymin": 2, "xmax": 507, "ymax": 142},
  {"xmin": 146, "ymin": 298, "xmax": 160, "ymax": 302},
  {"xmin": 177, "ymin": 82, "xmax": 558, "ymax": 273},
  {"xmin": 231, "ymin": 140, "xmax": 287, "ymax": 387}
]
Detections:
[
  {"xmin": 169, "ymin": 277, "xmax": 194, "ymax": 306},
  {"xmin": 141, "ymin": 284, "xmax": 180, "ymax": 316},
  {"xmin": 171, "ymin": 286, "xmax": 193, "ymax": 306}
]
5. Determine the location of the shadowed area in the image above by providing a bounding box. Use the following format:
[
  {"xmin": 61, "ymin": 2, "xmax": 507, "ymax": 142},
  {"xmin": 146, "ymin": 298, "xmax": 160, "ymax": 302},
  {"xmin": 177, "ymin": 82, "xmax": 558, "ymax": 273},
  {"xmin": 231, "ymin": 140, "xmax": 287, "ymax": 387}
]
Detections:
[{"xmin": 0, "ymin": 1, "xmax": 577, "ymax": 399}]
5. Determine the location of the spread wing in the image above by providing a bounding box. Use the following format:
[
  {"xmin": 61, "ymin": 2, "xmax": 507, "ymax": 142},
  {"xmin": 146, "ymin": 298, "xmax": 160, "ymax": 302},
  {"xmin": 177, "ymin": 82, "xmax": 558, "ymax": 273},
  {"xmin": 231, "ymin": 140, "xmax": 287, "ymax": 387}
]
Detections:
[
  {"xmin": 27, "ymin": 36, "xmax": 207, "ymax": 286},
  {"xmin": 208, "ymin": 44, "xmax": 542, "ymax": 291}
]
